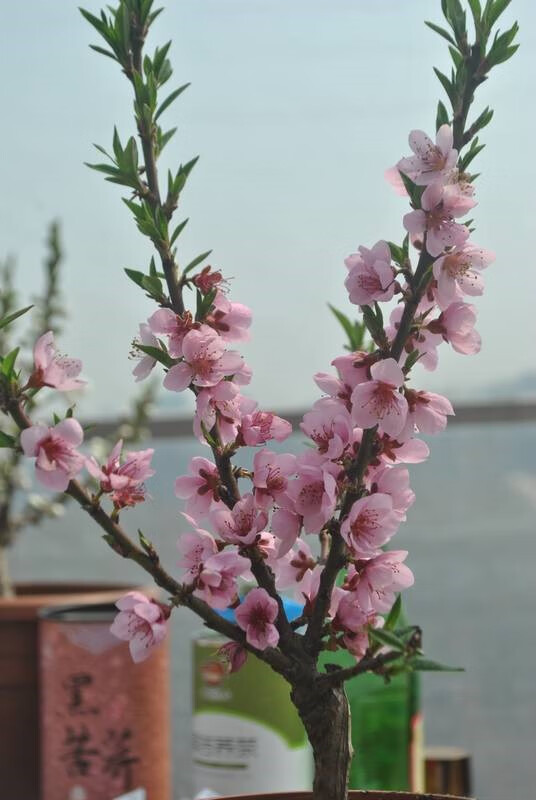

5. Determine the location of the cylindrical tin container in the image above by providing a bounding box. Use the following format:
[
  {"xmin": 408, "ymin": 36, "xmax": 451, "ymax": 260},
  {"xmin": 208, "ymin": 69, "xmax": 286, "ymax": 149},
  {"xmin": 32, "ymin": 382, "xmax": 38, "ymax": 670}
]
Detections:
[
  {"xmin": 0, "ymin": 582, "xmax": 149, "ymax": 800},
  {"xmin": 192, "ymin": 600, "xmax": 312, "ymax": 797},
  {"xmin": 39, "ymin": 602, "xmax": 170, "ymax": 800}
]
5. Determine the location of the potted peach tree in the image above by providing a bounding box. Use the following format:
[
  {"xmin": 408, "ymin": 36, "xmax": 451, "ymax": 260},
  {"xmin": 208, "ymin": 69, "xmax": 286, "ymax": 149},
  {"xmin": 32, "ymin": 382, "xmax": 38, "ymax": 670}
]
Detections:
[{"xmin": 1, "ymin": 0, "xmax": 518, "ymax": 797}]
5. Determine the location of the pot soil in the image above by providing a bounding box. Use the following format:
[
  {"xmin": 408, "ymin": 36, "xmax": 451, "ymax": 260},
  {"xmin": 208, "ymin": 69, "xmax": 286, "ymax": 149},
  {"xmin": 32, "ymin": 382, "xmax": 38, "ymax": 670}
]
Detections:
[{"xmin": 0, "ymin": 582, "xmax": 170, "ymax": 800}]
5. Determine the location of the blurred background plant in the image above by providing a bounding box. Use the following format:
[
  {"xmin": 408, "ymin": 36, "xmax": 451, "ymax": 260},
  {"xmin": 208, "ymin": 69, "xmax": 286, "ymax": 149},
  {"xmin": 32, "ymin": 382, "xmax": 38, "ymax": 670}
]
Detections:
[{"xmin": 0, "ymin": 221, "xmax": 156, "ymax": 597}]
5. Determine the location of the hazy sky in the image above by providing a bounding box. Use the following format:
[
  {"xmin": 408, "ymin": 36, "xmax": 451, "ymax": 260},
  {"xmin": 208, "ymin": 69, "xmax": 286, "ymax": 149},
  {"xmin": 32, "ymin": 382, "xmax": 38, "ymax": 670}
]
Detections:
[{"xmin": 1, "ymin": 0, "xmax": 534, "ymax": 418}]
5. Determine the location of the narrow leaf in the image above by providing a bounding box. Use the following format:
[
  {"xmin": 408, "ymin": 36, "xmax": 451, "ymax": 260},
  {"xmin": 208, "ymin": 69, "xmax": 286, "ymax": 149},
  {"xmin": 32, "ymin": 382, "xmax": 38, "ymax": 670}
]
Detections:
[
  {"xmin": 136, "ymin": 344, "xmax": 174, "ymax": 368},
  {"xmin": 1, "ymin": 347, "xmax": 20, "ymax": 377},
  {"xmin": 0, "ymin": 304, "xmax": 33, "ymax": 331},
  {"xmin": 155, "ymin": 82, "xmax": 190, "ymax": 121},
  {"xmin": 409, "ymin": 658, "xmax": 464, "ymax": 672},
  {"xmin": 384, "ymin": 595, "xmax": 402, "ymax": 631},
  {"xmin": 425, "ymin": 20, "xmax": 458, "ymax": 47},
  {"xmin": 0, "ymin": 431, "xmax": 15, "ymax": 448},
  {"xmin": 182, "ymin": 250, "xmax": 213, "ymax": 277},
  {"xmin": 124, "ymin": 268, "xmax": 146, "ymax": 288},
  {"xmin": 369, "ymin": 628, "xmax": 405, "ymax": 652}
]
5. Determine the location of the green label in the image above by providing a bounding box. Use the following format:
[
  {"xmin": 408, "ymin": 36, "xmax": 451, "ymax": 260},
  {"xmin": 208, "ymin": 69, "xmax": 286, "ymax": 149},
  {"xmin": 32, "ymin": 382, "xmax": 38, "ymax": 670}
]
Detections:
[{"xmin": 193, "ymin": 637, "xmax": 306, "ymax": 748}]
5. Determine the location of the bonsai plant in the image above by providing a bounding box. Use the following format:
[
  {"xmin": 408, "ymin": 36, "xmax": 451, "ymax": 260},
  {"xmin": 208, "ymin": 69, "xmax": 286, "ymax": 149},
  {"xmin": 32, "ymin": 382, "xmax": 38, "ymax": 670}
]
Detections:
[
  {"xmin": 0, "ymin": 223, "xmax": 159, "ymax": 799},
  {"xmin": 0, "ymin": 222, "xmax": 157, "ymax": 598},
  {"xmin": 0, "ymin": 1, "xmax": 518, "ymax": 798}
]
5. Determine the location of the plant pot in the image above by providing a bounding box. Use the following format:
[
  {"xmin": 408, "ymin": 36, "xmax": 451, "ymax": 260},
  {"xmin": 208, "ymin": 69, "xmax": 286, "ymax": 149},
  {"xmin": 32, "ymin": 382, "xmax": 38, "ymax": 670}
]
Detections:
[
  {"xmin": 0, "ymin": 581, "xmax": 170, "ymax": 800},
  {"xmin": 216, "ymin": 792, "xmax": 472, "ymax": 799}
]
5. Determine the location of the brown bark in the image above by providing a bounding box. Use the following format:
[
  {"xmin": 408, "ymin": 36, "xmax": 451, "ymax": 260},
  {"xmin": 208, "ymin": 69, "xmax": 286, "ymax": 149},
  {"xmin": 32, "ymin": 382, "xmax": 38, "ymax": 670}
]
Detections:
[{"xmin": 292, "ymin": 680, "xmax": 352, "ymax": 800}]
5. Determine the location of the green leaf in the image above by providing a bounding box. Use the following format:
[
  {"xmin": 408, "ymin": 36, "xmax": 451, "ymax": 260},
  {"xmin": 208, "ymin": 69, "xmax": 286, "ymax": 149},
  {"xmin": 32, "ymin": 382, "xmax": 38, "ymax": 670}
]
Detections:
[
  {"xmin": 433, "ymin": 68, "xmax": 457, "ymax": 106},
  {"xmin": 182, "ymin": 250, "xmax": 213, "ymax": 278},
  {"xmin": 124, "ymin": 268, "xmax": 145, "ymax": 288},
  {"xmin": 483, "ymin": 0, "xmax": 512, "ymax": 32},
  {"xmin": 468, "ymin": 106, "xmax": 494, "ymax": 137},
  {"xmin": 1, "ymin": 347, "xmax": 20, "ymax": 377},
  {"xmin": 155, "ymin": 83, "xmax": 190, "ymax": 121},
  {"xmin": 459, "ymin": 136, "xmax": 486, "ymax": 170},
  {"xmin": 0, "ymin": 431, "xmax": 15, "ymax": 448},
  {"xmin": 170, "ymin": 218, "xmax": 189, "ymax": 246},
  {"xmin": 403, "ymin": 349, "xmax": 422, "ymax": 374},
  {"xmin": 449, "ymin": 45, "xmax": 463, "ymax": 69},
  {"xmin": 384, "ymin": 595, "xmax": 402, "ymax": 631},
  {"xmin": 369, "ymin": 628, "xmax": 406, "ymax": 652},
  {"xmin": 136, "ymin": 344, "xmax": 175, "ymax": 368},
  {"xmin": 436, "ymin": 100, "xmax": 450, "ymax": 131},
  {"xmin": 196, "ymin": 287, "xmax": 217, "ymax": 321},
  {"xmin": 141, "ymin": 275, "xmax": 163, "ymax": 297},
  {"xmin": 0, "ymin": 304, "xmax": 33, "ymax": 331},
  {"xmin": 138, "ymin": 529, "xmax": 157, "ymax": 557},
  {"xmin": 328, "ymin": 304, "xmax": 356, "ymax": 349},
  {"xmin": 397, "ymin": 170, "xmax": 423, "ymax": 207},
  {"xmin": 89, "ymin": 44, "xmax": 118, "ymax": 61},
  {"xmin": 409, "ymin": 657, "xmax": 464, "ymax": 672},
  {"xmin": 387, "ymin": 242, "xmax": 405, "ymax": 266},
  {"xmin": 467, "ymin": 0, "xmax": 483, "ymax": 38},
  {"xmin": 425, "ymin": 20, "xmax": 458, "ymax": 47},
  {"xmin": 157, "ymin": 126, "xmax": 178, "ymax": 154}
]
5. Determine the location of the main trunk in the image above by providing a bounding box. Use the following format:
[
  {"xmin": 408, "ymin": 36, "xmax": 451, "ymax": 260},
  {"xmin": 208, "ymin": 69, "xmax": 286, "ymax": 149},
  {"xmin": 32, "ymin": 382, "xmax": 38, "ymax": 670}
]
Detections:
[{"xmin": 291, "ymin": 681, "xmax": 352, "ymax": 800}]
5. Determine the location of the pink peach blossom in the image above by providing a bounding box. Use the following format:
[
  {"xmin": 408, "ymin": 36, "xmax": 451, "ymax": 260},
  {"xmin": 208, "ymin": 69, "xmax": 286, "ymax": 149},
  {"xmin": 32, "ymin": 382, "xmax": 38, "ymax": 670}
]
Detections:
[
  {"xmin": 163, "ymin": 327, "xmax": 244, "ymax": 391},
  {"xmin": 433, "ymin": 244, "xmax": 494, "ymax": 309},
  {"xmin": 205, "ymin": 291, "xmax": 252, "ymax": 342},
  {"xmin": 376, "ymin": 433, "xmax": 430, "ymax": 465},
  {"xmin": 211, "ymin": 493, "xmax": 268, "ymax": 546},
  {"xmin": 351, "ymin": 358, "xmax": 408, "ymax": 438},
  {"xmin": 252, "ymin": 450, "xmax": 297, "ymax": 510},
  {"xmin": 110, "ymin": 592, "xmax": 169, "ymax": 663},
  {"xmin": 148, "ymin": 308, "xmax": 198, "ymax": 357},
  {"xmin": 371, "ymin": 464, "xmax": 415, "ymax": 522},
  {"xmin": 192, "ymin": 265, "xmax": 225, "ymax": 294},
  {"xmin": 194, "ymin": 381, "xmax": 242, "ymax": 444},
  {"xmin": 384, "ymin": 165, "xmax": 409, "ymax": 196},
  {"xmin": 217, "ymin": 641, "xmax": 248, "ymax": 673},
  {"xmin": 348, "ymin": 551, "xmax": 414, "ymax": 614},
  {"xmin": 301, "ymin": 399, "xmax": 353, "ymax": 460},
  {"xmin": 174, "ymin": 457, "xmax": 222, "ymax": 517},
  {"xmin": 239, "ymin": 410, "xmax": 292, "ymax": 446},
  {"xmin": 287, "ymin": 462, "xmax": 338, "ymax": 534},
  {"xmin": 340, "ymin": 493, "xmax": 399, "ymax": 558},
  {"xmin": 397, "ymin": 124, "xmax": 457, "ymax": 186},
  {"xmin": 273, "ymin": 538, "xmax": 316, "ymax": 592},
  {"xmin": 403, "ymin": 182, "xmax": 470, "ymax": 258},
  {"xmin": 333, "ymin": 590, "xmax": 373, "ymax": 632},
  {"xmin": 30, "ymin": 331, "xmax": 85, "ymax": 391},
  {"xmin": 87, "ymin": 440, "xmax": 155, "ymax": 492},
  {"xmin": 429, "ymin": 301, "xmax": 481, "ymax": 354},
  {"xmin": 331, "ymin": 351, "xmax": 373, "ymax": 389},
  {"xmin": 20, "ymin": 419, "xmax": 85, "ymax": 491},
  {"xmin": 386, "ymin": 305, "xmax": 443, "ymax": 372},
  {"xmin": 132, "ymin": 323, "xmax": 160, "ymax": 382},
  {"xmin": 177, "ymin": 515, "xmax": 218, "ymax": 585},
  {"xmin": 235, "ymin": 588, "xmax": 280, "ymax": 650},
  {"xmin": 441, "ymin": 169, "xmax": 477, "ymax": 216},
  {"xmin": 344, "ymin": 241, "xmax": 396, "ymax": 306},
  {"xmin": 270, "ymin": 508, "xmax": 302, "ymax": 557},
  {"xmin": 194, "ymin": 549, "xmax": 250, "ymax": 609},
  {"xmin": 404, "ymin": 389, "xmax": 454, "ymax": 434}
]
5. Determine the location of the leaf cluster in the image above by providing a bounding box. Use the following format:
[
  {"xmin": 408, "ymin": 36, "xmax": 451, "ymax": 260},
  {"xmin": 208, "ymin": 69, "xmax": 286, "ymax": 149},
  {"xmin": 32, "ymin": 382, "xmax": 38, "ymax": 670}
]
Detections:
[{"xmin": 427, "ymin": 0, "xmax": 518, "ymax": 155}]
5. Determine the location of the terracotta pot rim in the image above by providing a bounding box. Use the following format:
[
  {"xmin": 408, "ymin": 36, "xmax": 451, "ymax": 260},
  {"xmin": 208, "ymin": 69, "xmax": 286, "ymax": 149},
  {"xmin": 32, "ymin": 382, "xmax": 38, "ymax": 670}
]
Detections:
[
  {"xmin": 215, "ymin": 792, "xmax": 473, "ymax": 800},
  {"xmin": 0, "ymin": 581, "xmax": 152, "ymax": 620}
]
